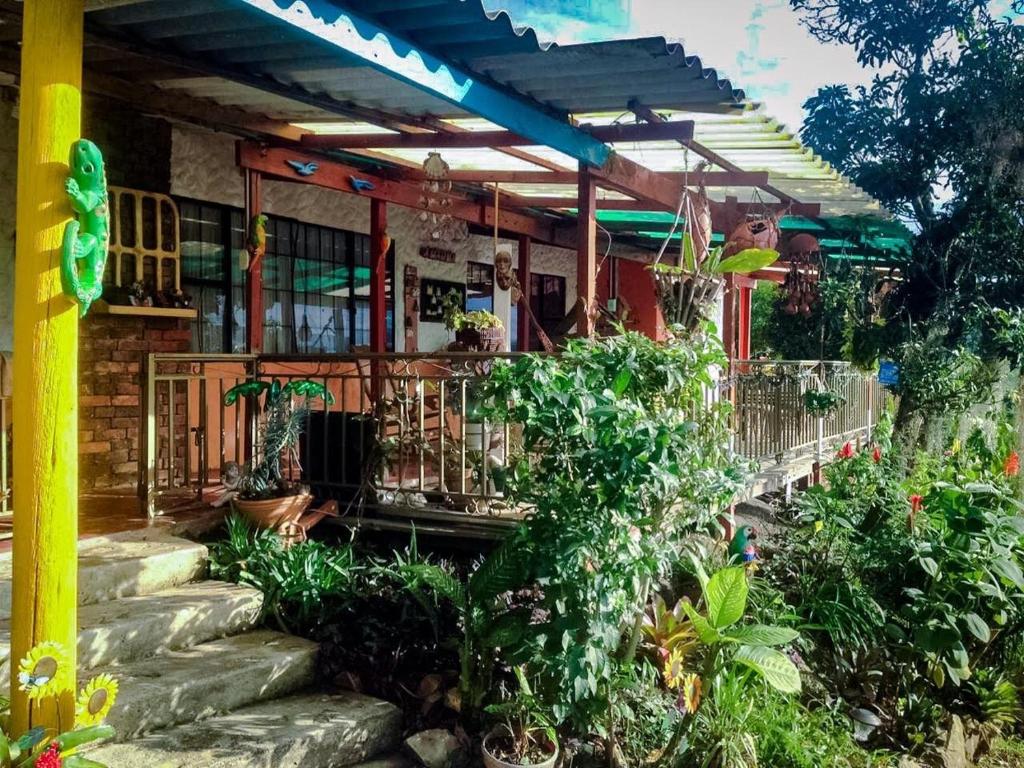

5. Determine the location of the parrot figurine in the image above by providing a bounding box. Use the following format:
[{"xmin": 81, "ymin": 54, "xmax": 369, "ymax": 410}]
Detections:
[
  {"xmin": 286, "ymin": 159, "xmax": 319, "ymax": 176},
  {"xmin": 728, "ymin": 525, "xmax": 759, "ymax": 564},
  {"xmin": 349, "ymin": 176, "xmax": 376, "ymax": 192},
  {"xmin": 246, "ymin": 214, "xmax": 267, "ymax": 270}
]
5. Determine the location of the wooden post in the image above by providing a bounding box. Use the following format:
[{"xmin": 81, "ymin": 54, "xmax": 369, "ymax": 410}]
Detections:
[
  {"xmin": 576, "ymin": 163, "xmax": 597, "ymax": 338},
  {"xmin": 244, "ymin": 169, "xmax": 263, "ymax": 354},
  {"xmin": 722, "ymin": 273, "xmax": 737, "ymax": 362},
  {"xmin": 369, "ymin": 199, "xmax": 388, "ymax": 404},
  {"xmin": 517, "ymin": 234, "xmax": 531, "ymax": 352},
  {"xmin": 370, "ymin": 199, "xmax": 388, "ymax": 354},
  {"xmin": 738, "ymin": 284, "xmax": 752, "ymax": 360},
  {"xmin": 11, "ymin": 0, "xmax": 85, "ymax": 733}
]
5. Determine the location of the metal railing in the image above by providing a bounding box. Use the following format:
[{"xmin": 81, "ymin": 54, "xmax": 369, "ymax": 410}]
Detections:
[
  {"xmin": 141, "ymin": 353, "xmax": 881, "ymax": 518},
  {"xmin": 141, "ymin": 352, "xmax": 523, "ymax": 519},
  {"xmin": 725, "ymin": 360, "xmax": 881, "ymax": 463}
]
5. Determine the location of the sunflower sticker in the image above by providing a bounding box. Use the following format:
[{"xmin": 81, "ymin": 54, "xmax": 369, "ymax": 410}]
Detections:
[{"xmin": 76, "ymin": 673, "xmax": 119, "ymax": 727}]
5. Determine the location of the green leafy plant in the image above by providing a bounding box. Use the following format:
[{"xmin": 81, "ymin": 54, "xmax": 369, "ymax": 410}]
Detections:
[
  {"xmin": 802, "ymin": 388, "xmax": 846, "ymax": 416},
  {"xmin": 395, "ymin": 532, "xmax": 530, "ymax": 721},
  {"xmin": 478, "ymin": 329, "xmax": 745, "ymax": 735},
  {"xmin": 222, "ymin": 378, "xmax": 333, "ymax": 499},
  {"xmin": 483, "ymin": 667, "xmax": 558, "ymax": 766},
  {"xmin": 209, "ymin": 513, "xmax": 358, "ymax": 633},
  {"xmin": 440, "ymin": 291, "xmax": 503, "ymax": 332}
]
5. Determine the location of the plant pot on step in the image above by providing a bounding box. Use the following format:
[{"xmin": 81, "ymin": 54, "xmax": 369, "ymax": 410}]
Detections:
[
  {"xmin": 232, "ymin": 492, "xmax": 313, "ymax": 534},
  {"xmin": 482, "ymin": 733, "xmax": 558, "ymax": 768}
]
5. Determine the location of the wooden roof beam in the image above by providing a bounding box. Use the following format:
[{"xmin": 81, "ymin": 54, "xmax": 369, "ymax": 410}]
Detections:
[
  {"xmin": 300, "ymin": 120, "xmax": 695, "ymax": 150},
  {"xmin": 237, "ymin": 142, "xmax": 575, "ymax": 246}
]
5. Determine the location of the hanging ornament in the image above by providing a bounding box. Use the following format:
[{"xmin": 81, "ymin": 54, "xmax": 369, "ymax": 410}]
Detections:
[
  {"xmin": 782, "ymin": 234, "xmax": 821, "ymax": 316},
  {"xmin": 418, "ymin": 151, "xmax": 466, "ymax": 242}
]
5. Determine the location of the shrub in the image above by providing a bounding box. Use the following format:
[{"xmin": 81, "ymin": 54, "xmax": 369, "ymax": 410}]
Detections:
[{"xmin": 479, "ymin": 328, "xmax": 745, "ymax": 731}]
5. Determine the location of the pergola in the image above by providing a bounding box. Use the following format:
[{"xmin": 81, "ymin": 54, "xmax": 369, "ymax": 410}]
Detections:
[{"xmin": 2, "ymin": 0, "xmax": 900, "ymax": 731}]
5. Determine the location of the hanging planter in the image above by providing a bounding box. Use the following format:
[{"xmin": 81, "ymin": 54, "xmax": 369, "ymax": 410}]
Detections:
[{"xmin": 803, "ymin": 388, "xmax": 846, "ymax": 416}]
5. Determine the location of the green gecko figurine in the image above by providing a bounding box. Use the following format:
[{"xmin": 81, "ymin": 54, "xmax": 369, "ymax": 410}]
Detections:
[{"xmin": 61, "ymin": 139, "xmax": 109, "ymax": 316}]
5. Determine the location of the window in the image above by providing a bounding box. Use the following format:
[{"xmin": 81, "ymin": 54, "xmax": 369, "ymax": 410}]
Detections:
[
  {"xmin": 509, "ymin": 272, "xmax": 567, "ymax": 351},
  {"xmin": 466, "ymin": 261, "xmax": 494, "ymax": 313},
  {"xmin": 180, "ymin": 201, "xmax": 246, "ymax": 353},
  {"xmin": 179, "ymin": 200, "xmax": 393, "ymax": 353}
]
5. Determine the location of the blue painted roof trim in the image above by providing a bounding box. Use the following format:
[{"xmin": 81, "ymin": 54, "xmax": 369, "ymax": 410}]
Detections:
[{"xmin": 235, "ymin": 0, "xmax": 612, "ymax": 166}]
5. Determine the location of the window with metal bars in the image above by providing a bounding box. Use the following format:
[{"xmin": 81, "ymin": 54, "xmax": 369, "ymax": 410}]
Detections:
[{"xmin": 179, "ymin": 199, "xmax": 394, "ymax": 354}]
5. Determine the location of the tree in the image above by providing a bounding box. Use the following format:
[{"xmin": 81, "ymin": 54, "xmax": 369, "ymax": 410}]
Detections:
[{"xmin": 792, "ymin": 0, "xmax": 1024, "ymax": 446}]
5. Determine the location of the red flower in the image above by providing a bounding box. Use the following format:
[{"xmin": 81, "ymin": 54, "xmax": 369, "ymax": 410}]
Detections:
[
  {"xmin": 872, "ymin": 446, "xmax": 882, "ymax": 463},
  {"xmin": 837, "ymin": 442, "xmax": 854, "ymax": 459},
  {"xmin": 1004, "ymin": 451, "xmax": 1020, "ymax": 478},
  {"xmin": 908, "ymin": 494, "xmax": 924, "ymax": 531},
  {"xmin": 35, "ymin": 743, "xmax": 61, "ymax": 768}
]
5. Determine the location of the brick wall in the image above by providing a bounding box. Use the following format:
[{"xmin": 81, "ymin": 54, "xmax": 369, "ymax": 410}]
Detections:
[{"xmin": 78, "ymin": 315, "xmax": 191, "ymax": 490}]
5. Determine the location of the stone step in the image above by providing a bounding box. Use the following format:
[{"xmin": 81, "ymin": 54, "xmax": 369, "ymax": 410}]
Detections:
[
  {"xmin": 87, "ymin": 691, "xmax": 403, "ymax": 768},
  {"xmin": 0, "ymin": 530, "xmax": 208, "ymax": 617},
  {"xmin": 99, "ymin": 630, "xmax": 318, "ymax": 739},
  {"xmin": 0, "ymin": 580, "xmax": 263, "ymax": 678}
]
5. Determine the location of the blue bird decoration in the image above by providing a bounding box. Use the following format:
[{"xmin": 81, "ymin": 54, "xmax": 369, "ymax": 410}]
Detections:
[
  {"xmin": 349, "ymin": 177, "xmax": 375, "ymax": 192},
  {"xmin": 286, "ymin": 159, "xmax": 319, "ymax": 177}
]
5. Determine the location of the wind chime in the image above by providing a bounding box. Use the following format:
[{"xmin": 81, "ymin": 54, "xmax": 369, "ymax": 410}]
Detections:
[
  {"xmin": 782, "ymin": 233, "xmax": 821, "ymax": 317},
  {"xmin": 419, "ymin": 151, "xmax": 467, "ymax": 242}
]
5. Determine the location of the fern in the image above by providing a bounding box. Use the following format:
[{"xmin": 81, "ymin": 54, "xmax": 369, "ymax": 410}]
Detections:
[
  {"xmin": 399, "ymin": 563, "xmax": 467, "ymax": 607},
  {"xmin": 468, "ymin": 534, "xmax": 530, "ymax": 605}
]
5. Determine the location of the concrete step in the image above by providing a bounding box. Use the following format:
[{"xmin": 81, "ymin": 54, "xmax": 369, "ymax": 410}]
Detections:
[
  {"xmin": 0, "ymin": 580, "xmax": 263, "ymax": 678},
  {"xmin": 100, "ymin": 630, "xmax": 318, "ymax": 740},
  {"xmin": 0, "ymin": 530, "xmax": 208, "ymax": 617},
  {"xmin": 87, "ymin": 691, "xmax": 403, "ymax": 768}
]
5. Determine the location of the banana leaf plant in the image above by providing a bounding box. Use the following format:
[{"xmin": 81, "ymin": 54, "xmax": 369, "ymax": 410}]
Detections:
[{"xmin": 223, "ymin": 378, "xmax": 334, "ymax": 499}]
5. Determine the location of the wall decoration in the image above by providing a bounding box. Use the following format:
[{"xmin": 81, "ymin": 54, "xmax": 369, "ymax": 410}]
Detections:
[
  {"xmin": 418, "ymin": 151, "xmax": 467, "ymax": 243},
  {"xmin": 420, "ymin": 278, "xmax": 465, "ymax": 323},
  {"xmin": 349, "ymin": 176, "xmax": 375, "ymax": 192},
  {"xmin": 494, "ymin": 248, "xmax": 514, "ymax": 291},
  {"xmin": 286, "ymin": 159, "xmax": 319, "ymax": 177},
  {"xmin": 61, "ymin": 139, "xmax": 110, "ymax": 316},
  {"xmin": 419, "ymin": 245, "xmax": 457, "ymax": 263}
]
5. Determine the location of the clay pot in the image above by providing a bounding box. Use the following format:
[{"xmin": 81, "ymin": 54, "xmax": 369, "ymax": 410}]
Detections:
[
  {"xmin": 482, "ymin": 734, "xmax": 558, "ymax": 768},
  {"xmin": 233, "ymin": 493, "xmax": 313, "ymax": 532},
  {"xmin": 726, "ymin": 216, "xmax": 780, "ymax": 256}
]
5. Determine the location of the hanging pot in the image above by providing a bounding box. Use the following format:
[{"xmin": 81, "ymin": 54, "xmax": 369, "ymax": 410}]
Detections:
[{"xmin": 725, "ymin": 215, "xmax": 780, "ymax": 256}]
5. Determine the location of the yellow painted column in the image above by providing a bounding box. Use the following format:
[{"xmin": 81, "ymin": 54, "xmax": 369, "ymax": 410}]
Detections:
[{"xmin": 10, "ymin": 0, "xmax": 84, "ymax": 733}]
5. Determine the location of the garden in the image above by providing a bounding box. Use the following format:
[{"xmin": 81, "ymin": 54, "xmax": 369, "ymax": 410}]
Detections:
[{"xmin": 199, "ymin": 307, "xmax": 1024, "ymax": 768}]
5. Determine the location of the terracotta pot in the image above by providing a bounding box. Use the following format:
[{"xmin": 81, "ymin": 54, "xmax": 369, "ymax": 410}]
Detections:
[
  {"xmin": 233, "ymin": 493, "xmax": 313, "ymax": 532},
  {"xmin": 481, "ymin": 734, "xmax": 558, "ymax": 768}
]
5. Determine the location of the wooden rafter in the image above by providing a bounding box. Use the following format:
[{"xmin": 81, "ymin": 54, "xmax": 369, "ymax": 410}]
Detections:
[
  {"xmin": 409, "ymin": 170, "xmax": 772, "ymax": 186},
  {"xmin": 300, "ymin": 120, "xmax": 695, "ymax": 149},
  {"xmin": 629, "ymin": 100, "xmax": 801, "ymax": 205}
]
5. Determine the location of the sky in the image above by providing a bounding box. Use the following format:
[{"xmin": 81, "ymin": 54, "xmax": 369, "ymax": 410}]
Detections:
[{"xmin": 488, "ymin": 0, "xmax": 1021, "ymax": 133}]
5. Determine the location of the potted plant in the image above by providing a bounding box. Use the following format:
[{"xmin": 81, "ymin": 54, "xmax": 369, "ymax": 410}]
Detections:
[
  {"xmin": 482, "ymin": 667, "xmax": 558, "ymax": 768},
  {"xmin": 223, "ymin": 378, "xmax": 333, "ymax": 534},
  {"xmin": 442, "ymin": 291, "xmax": 505, "ymax": 351},
  {"xmin": 802, "ymin": 387, "xmax": 845, "ymax": 416}
]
